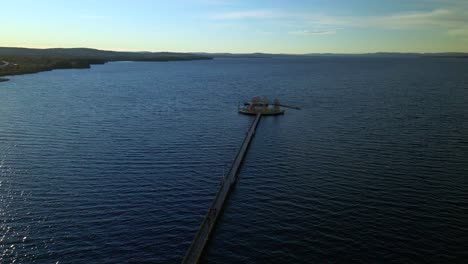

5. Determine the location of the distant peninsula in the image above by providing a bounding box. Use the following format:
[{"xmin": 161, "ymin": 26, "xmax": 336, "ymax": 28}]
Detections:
[{"xmin": 0, "ymin": 47, "xmax": 212, "ymax": 80}]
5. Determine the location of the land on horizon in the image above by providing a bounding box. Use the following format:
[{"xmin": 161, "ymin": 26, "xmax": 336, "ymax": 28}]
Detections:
[
  {"xmin": 0, "ymin": 47, "xmax": 211, "ymax": 79},
  {"xmin": 1, "ymin": 47, "xmax": 467, "ymax": 81}
]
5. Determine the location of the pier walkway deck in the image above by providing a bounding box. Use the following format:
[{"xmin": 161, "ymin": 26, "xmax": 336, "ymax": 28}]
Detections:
[{"xmin": 182, "ymin": 113, "xmax": 262, "ymax": 264}]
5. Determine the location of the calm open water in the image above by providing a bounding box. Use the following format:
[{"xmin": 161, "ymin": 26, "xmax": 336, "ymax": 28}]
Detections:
[{"xmin": 1, "ymin": 58, "xmax": 468, "ymax": 263}]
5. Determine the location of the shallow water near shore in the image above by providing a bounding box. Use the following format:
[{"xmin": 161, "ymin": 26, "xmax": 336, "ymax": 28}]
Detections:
[{"xmin": 1, "ymin": 57, "xmax": 468, "ymax": 263}]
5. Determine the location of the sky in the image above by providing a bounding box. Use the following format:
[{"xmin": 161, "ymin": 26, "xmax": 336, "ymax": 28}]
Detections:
[{"xmin": 1, "ymin": 0, "xmax": 468, "ymax": 53}]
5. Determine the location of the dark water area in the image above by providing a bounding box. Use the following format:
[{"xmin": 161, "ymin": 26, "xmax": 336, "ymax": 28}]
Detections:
[{"xmin": 1, "ymin": 57, "xmax": 467, "ymax": 263}]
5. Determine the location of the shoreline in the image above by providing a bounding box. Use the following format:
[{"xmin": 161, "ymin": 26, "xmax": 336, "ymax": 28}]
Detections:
[
  {"xmin": 0, "ymin": 57, "xmax": 212, "ymax": 82},
  {"xmin": 0, "ymin": 47, "xmax": 214, "ymax": 82}
]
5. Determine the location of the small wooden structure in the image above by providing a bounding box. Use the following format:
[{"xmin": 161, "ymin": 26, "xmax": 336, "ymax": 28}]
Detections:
[{"xmin": 238, "ymin": 96, "xmax": 300, "ymax": 115}]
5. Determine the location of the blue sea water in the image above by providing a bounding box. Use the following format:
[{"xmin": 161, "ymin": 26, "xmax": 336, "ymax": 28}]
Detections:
[{"xmin": 1, "ymin": 57, "xmax": 468, "ymax": 263}]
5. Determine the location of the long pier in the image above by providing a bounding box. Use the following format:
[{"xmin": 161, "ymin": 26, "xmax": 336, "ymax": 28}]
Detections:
[{"xmin": 182, "ymin": 113, "xmax": 262, "ymax": 264}]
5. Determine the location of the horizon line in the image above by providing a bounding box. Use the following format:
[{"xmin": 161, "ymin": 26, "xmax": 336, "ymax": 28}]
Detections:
[{"xmin": 1, "ymin": 46, "xmax": 468, "ymax": 55}]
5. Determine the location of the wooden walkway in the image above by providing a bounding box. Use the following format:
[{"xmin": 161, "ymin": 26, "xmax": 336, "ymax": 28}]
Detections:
[{"xmin": 181, "ymin": 113, "xmax": 262, "ymax": 264}]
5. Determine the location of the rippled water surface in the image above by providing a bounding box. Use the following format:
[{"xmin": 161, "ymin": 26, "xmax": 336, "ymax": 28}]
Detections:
[{"xmin": 1, "ymin": 58, "xmax": 468, "ymax": 263}]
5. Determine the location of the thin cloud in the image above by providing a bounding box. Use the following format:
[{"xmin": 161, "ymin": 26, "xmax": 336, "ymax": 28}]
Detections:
[
  {"xmin": 289, "ymin": 29, "xmax": 336, "ymax": 36},
  {"xmin": 448, "ymin": 26, "xmax": 468, "ymax": 37},
  {"xmin": 356, "ymin": 9, "xmax": 466, "ymax": 29},
  {"xmin": 212, "ymin": 8, "xmax": 468, "ymax": 27},
  {"xmin": 303, "ymin": 9, "xmax": 467, "ymax": 28},
  {"xmin": 213, "ymin": 7, "xmax": 468, "ymax": 37},
  {"xmin": 309, "ymin": 9, "xmax": 468, "ymax": 37},
  {"xmin": 212, "ymin": 10, "xmax": 284, "ymax": 19}
]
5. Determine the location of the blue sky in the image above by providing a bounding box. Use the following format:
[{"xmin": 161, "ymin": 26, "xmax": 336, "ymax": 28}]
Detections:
[{"xmin": 2, "ymin": 0, "xmax": 468, "ymax": 53}]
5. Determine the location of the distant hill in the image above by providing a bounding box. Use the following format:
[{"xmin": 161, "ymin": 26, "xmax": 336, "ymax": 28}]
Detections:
[
  {"xmin": 303, "ymin": 52, "xmax": 468, "ymax": 58},
  {"xmin": 194, "ymin": 52, "xmax": 273, "ymax": 58},
  {"xmin": 0, "ymin": 47, "xmax": 212, "ymax": 61},
  {"xmin": 0, "ymin": 47, "xmax": 212, "ymax": 79},
  {"xmin": 196, "ymin": 52, "xmax": 468, "ymax": 58}
]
